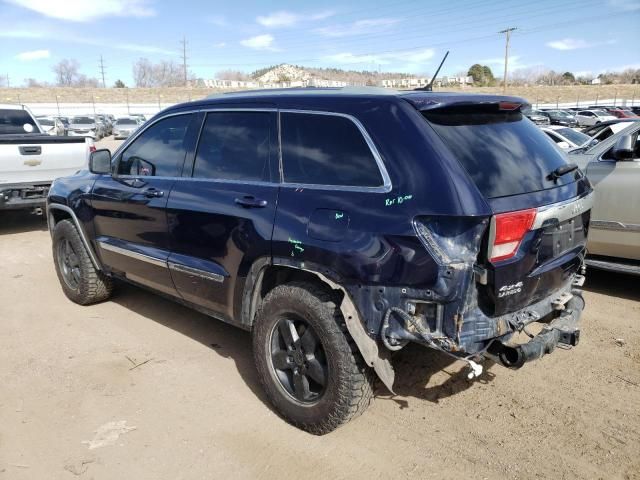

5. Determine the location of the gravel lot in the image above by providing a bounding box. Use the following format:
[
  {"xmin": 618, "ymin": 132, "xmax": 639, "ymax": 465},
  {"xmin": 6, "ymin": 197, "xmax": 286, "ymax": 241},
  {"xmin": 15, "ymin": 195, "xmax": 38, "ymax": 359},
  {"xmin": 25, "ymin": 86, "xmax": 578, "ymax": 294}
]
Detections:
[{"xmin": 1, "ymin": 137, "xmax": 639, "ymax": 479}]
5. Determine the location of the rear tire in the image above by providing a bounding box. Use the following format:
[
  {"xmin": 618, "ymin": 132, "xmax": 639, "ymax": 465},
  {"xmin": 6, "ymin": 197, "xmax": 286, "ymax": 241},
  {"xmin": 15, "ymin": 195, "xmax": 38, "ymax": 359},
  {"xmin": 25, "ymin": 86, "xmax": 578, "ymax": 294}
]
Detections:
[
  {"xmin": 253, "ymin": 282, "xmax": 374, "ymax": 435},
  {"xmin": 52, "ymin": 219, "xmax": 113, "ymax": 305}
]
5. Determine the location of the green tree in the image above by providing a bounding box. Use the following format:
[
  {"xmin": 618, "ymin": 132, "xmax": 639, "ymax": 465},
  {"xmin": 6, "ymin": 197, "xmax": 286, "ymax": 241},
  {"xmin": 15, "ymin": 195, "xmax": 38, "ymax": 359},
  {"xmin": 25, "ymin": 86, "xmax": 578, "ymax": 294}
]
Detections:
[
  {"xmin": 467, "ymin": 64, "xmax": 495, "ymax": 86},
  {"xmin": 113, "ymin": 79, "xmax": 126, "ymax": 88},
  {"xmin": 561, "ymin": 72, "xmax": 575, "ymax": 84}
]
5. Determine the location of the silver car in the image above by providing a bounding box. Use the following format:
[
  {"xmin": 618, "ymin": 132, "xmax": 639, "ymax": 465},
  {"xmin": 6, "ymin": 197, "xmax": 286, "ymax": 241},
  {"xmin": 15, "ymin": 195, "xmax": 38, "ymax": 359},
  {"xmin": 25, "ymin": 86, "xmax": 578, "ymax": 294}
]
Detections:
[
  {"xmin": 68, "ymin": 115, "xmax": 105, "ymax": 140},
  {"xmin": 112, "ymin": 117, "xmax": 141, "ymax": 139}
]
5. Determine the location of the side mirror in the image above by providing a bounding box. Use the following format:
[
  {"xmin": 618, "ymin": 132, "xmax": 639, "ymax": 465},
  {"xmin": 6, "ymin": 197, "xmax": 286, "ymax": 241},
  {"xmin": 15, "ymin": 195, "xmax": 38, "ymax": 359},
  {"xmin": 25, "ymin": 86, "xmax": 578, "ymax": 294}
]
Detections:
[
  {"xmin": 556, "ymin": 141, "xmax": 571, "ymax": 150},
  {"xmin": 612, "ymin": 134, "xmax": 634, "ymax": 161},
  {"xmin": 89, "ymin": 149, "xmax": 112, "ymax": 174}
]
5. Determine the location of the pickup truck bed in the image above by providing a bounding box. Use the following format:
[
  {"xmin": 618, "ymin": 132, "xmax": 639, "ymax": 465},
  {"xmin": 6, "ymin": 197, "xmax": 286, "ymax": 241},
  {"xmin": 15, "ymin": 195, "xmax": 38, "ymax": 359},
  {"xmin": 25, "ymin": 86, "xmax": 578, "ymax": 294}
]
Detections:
[{"xmin": 0, "ymin": 134, "xmax": 92, "ymax": 210}]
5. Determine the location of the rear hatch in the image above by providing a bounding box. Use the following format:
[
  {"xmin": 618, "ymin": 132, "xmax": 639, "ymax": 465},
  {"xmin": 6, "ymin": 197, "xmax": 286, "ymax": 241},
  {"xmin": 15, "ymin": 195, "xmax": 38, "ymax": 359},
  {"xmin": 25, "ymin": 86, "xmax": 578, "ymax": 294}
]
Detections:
[{"xmin": 418, "ymin": 100, "xmax": 592, "ymax": 316}]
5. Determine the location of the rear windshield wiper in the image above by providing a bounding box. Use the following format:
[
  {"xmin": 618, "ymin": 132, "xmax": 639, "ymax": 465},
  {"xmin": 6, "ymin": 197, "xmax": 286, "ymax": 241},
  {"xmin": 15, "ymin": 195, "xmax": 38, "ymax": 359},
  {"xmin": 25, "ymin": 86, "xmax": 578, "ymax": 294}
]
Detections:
[{"xmin": 548, "ymin": 163, "xmax": 579, "ymax": 181}]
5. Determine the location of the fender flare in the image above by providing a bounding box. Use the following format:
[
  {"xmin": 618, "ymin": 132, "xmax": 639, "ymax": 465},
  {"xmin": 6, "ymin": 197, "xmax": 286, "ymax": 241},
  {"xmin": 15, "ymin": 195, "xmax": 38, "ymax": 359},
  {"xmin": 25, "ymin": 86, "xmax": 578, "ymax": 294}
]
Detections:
[
  {"xmin": 247, "ymin": 259, "xmax": 395, "ymax": 393},
  {"xmin": 47, "ymin": 203, "xmax": 103, "ymax": 271}
]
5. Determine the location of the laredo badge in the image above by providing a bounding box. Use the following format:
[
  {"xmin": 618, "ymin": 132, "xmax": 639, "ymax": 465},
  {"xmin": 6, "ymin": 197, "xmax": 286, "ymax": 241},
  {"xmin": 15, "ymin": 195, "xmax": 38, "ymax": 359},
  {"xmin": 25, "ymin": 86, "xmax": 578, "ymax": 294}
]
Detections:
[{"xmin": 498, "ymin": 281, "xmax": 523, "ymax": 298}]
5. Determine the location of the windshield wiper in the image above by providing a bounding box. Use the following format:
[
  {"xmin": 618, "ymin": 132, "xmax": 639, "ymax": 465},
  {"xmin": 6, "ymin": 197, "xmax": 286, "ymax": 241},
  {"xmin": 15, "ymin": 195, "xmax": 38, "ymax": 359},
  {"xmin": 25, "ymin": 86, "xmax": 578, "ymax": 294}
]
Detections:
[{"xmin": 548, "ymin": 163, "xmax": 579, "ymax": 181}]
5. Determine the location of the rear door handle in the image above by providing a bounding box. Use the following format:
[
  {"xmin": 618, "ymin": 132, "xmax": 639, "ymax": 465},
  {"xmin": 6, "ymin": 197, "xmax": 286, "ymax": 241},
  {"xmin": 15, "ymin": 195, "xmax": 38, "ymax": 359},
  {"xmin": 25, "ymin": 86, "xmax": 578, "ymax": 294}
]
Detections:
[
  {"xmin": 143, "ymin": 188, "xmax": 164, "ymax": 198},
  {"xmin": 235, "ymin": 196, "xmax": 267, "ymax": 208}
]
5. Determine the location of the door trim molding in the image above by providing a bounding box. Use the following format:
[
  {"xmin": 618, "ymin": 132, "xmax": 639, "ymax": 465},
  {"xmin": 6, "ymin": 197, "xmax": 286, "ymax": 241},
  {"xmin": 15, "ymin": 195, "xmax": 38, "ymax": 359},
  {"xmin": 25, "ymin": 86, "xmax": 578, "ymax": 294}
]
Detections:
[
  {"xmin": 591, "ymin": 220, "xmax": 640, "ymax": 233},
  {"xmin": 168, "ymin": 262, "xmax": 225, "ymax": 283},
  {"xmin": 98, "ymin": 241, "xmax": 167, "ymax": 268}
]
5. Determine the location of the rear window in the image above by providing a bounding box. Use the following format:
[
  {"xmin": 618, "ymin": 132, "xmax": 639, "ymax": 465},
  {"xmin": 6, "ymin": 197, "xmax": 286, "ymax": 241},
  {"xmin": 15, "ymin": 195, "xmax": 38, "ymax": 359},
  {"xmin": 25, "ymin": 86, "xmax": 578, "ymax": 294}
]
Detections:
[
  {"xmin": 72, "ymin": 116, "xmax": 94, "ymax": 124},
  {"xmin": 0, "ymin": 109, "xmax": 37, "ymax": 134},
  {"xmin": 116, "ymin": 119, "xmax": 137, "ymax": 125},
  {"xmin": 423, "ymin": 107, "xmax": 573, "ymax": 198},
  {"xmin": 281, "ymin": 112, "xmax": 383, "ymax": 187}
]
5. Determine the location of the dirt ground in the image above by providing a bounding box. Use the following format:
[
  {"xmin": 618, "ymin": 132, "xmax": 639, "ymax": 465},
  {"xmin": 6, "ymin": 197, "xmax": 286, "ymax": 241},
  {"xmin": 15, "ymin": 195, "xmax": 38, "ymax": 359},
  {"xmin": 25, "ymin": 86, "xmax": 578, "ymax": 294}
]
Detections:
[{"xmin": 1, "ymin": 156, "xmax": 639, "ymax": 479}]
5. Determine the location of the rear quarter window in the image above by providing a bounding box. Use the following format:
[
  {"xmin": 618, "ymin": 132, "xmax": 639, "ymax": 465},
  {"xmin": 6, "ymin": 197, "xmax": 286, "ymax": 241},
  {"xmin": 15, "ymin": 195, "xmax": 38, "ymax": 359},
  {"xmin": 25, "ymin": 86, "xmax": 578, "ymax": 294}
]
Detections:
[
  {"xmin": 280, "ymin": 112, "xmax": 384, "ymax": 188},
  {"xmin": 423, "ymin": 107, "xmax": 573, "ymax": 198},
  {"xmin": 0, "ymin": 109, "xmax": 37, "ymax": 134}
]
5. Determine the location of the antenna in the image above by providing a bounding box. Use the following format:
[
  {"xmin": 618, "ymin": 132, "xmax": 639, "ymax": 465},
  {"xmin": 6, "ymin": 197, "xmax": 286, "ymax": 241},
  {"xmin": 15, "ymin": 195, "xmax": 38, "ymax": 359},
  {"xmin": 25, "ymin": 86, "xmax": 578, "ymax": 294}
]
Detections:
[{"xmin": 419, "ymin": 50, "xmax": 449, "ymax": 91}]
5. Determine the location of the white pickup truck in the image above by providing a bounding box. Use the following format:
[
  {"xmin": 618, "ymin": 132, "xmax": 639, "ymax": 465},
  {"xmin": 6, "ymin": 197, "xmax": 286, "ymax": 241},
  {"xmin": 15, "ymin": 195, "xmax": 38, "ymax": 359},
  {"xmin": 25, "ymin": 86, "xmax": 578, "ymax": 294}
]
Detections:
[{"xmin": 0, "ymin": 104, "xmax": 94, "ymax": 212}]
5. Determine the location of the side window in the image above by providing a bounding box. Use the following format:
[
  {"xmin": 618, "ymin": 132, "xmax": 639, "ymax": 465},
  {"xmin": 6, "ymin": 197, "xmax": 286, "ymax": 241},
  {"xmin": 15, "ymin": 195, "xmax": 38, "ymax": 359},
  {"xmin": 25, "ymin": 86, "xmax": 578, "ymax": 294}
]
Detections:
[
  {"xmin": 545, "ymin": 131, "xmax": 561, "ymax": 143},
  {"xmin": 193, "ymin": 111, "xmax": 272, "ymax": 181},
  {"xmin": 280, "ymin": 112, "xmax": 383, "ymax": 187},
  {"xmin": 118, "ymin": 114, "xmax": 192, "ymax": 177}
]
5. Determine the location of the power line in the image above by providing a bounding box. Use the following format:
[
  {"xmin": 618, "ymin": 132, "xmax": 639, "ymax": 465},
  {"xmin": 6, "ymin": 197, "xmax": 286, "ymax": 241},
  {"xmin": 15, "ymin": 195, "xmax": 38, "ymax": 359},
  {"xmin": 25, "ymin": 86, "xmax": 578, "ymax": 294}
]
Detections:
[
  {"xmin": 99, "ymin": 55, "xmax": 106, "ymax": 88},
  {"xmin": 180, "ymin": 36, "xmax": 188, "ymax": 86},
  {"xmin": 499, "ymin": 27, "xmax": 516, "ymax": 93}
]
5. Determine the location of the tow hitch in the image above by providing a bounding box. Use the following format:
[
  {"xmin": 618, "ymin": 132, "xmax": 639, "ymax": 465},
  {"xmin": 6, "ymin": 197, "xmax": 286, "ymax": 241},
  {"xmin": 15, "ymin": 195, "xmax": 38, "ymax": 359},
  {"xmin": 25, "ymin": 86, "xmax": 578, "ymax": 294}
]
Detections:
[{"xmin": 487, "ymin": 293, "xmax": 584, "ymax": 369}]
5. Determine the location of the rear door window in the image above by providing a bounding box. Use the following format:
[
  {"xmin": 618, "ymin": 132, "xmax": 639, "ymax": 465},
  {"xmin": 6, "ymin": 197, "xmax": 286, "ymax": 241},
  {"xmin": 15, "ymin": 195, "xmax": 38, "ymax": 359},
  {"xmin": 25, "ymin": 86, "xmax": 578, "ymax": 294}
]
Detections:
[
  {"xmin": 422, "ymin": 106, "xmax": 573, "ymax": 198},
  {"xmin": 280, "ymin": 112, "xmax": 384, "ymax": 187},
  {"xmin": 193, "ymin": 111, "xmax": 273, "ymax": 182}
]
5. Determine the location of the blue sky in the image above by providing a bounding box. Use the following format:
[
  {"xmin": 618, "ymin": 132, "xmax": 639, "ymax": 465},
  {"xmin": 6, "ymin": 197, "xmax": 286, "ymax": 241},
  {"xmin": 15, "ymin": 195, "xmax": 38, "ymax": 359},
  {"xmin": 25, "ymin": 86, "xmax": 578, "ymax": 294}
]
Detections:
[{"xmin": 0, "ymin": 0, "xmax": 639, "ymax": 86}]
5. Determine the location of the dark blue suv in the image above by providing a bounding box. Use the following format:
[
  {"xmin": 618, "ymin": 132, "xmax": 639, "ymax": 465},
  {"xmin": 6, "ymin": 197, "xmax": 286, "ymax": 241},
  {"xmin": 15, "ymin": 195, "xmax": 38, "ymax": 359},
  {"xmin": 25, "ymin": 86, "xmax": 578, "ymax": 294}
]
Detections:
[{"xmin": 47, "ymin": 88, "xmax": 593, "ymax": 434}]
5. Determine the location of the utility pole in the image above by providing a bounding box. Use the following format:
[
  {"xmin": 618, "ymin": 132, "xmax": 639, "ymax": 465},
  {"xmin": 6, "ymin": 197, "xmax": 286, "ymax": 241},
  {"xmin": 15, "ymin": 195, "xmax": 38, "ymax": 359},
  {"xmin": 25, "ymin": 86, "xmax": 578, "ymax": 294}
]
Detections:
[
  {"xmin": 99, "ymin": 55, "xmax": 106, "ymax": 88},
  {"xmin": 5, "ymin": 73, "xmax": 9, "ymax": 88},
  {"xmin": 499, "ymin": 27, "xmax": 516, "ymax": 94},
  {"xmin": 180, "ymin": 36, "xmax": 188, "ymax": 87}
]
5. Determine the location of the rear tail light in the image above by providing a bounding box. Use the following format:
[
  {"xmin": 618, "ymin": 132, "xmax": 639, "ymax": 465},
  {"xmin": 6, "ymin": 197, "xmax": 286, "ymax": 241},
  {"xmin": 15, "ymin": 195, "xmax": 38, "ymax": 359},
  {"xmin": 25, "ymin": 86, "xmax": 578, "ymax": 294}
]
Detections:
[
  {"xmin": 89, "ymin": 145, "xmax": 96, "ymax": 153},
  {"xmin": 490, "ymin": 208, "xmax": 537, "ymax": 262}
]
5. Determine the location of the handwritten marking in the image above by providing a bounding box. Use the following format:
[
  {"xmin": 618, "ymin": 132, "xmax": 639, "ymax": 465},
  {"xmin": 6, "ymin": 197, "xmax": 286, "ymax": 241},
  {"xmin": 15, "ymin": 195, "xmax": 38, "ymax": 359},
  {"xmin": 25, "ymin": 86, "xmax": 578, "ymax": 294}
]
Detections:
[{"xmin": 385, "ymin": 194, "xmax": 413, "ymax": 207}]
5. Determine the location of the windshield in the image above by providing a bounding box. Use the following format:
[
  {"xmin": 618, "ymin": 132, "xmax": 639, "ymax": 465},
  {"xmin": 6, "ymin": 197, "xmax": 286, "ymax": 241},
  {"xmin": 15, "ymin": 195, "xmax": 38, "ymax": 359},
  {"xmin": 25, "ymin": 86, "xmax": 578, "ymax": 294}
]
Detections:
[
  {"xmin": 116, "ymin": 119, "xmax": 137, "ymax": 125},
  {"xmin": 593, "ymin": 110, "xmax": 609, "ymax": 117},
  {"xmin": 422, "ymin": 106, "xmax": 573, "ymax": 199},
  {"xmin": 556, "ymin": 128, "xmax": 590, "ymax": 145},
  {"xmin": 551, "ymin": 110, "xmax": 571, "ymax": 117},
  {"xmin": 72, "ymin": 116, "xmax": 94, "ymax": 124},
  {"xmin": 39, "ymin": 119, "xmax": 54, "ymax": 126},
  {"xmin": 0, "ymin": 108, "xmax": 38, "ymax": 134}
]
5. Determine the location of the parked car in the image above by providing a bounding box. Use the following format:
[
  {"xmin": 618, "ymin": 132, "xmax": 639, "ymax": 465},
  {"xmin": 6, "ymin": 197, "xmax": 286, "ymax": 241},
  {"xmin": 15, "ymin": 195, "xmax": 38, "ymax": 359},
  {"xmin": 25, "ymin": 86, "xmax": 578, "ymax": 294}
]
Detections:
[
  {"xmin": 68, "ymin": 115, "xmax": 105, "ymax": 140},
  {"xmin": 96, "ymin": 114, "xmax": 112, "ymax": 136},
  {"xmin": 575, "ymin": 110, "xmax": 617, "ymax": 127},
  {"xmin": 36, "ymin": 116, "xmax": 66, "ymax": 136},
  {"xmin": 630, "ymin": 106, "xmax": 640, "ymax": 115},
  {"xmin": 568, "ymin": 121, "xmax": 640, "ymax": 275},
  {"xmin": 112, "ymin": 117, "xmax": 141, "ymax": 139},
  {"xmin": 47, "ymin": 89, "xmax": 592, "ymax": 434},
  {"xmin": 54, "ymin": 116, "xmax": 70, "ymax": 133},
  {"xmin": 540, "ymin": 110, "xmax": 578, "ymax": 127},
  {"xmin": 522, "ymin": 107, "xmax": 550, "ymax": 125},
  {"xmin": 129, "ymin": 113, "xmax": 147, "ymax": 123},
  {"xmin": 0, "ymin": 104, "xmax": 94, "ymax": 212},
  {"xmin": 582, "ymin": 120, "xmax": 637, "ymax": 143},
  {"xmin": 541, "ymin": 125, "xmax": 592, "ymax": 150},
  {"xmin": 606, "ymin": 108, "xmax": 638, "ymax": 119}
]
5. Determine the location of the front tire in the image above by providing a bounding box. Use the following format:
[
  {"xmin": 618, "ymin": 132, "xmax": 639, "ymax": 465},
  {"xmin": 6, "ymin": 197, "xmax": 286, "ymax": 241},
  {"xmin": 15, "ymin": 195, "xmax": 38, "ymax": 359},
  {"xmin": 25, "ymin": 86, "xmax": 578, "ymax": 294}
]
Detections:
[
  {"xmin": 52, "ymin": 219, "xmax": 113, "ymax": 305},
  {"xmin": 253, "ymin": 282, "xmax": 374, "ymax": 435}
]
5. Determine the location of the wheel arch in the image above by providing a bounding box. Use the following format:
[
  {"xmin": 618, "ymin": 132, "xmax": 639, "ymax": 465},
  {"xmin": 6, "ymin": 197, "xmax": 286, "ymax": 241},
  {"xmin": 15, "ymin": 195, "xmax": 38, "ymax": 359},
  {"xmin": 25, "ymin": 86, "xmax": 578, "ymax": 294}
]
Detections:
[
  {"xmin": 242, "ymin": 257, "xmax": 395, "ymax": 392},
  {"xmin": 47, "ymin": 203, "xmax": 102, "ymax": 271}
]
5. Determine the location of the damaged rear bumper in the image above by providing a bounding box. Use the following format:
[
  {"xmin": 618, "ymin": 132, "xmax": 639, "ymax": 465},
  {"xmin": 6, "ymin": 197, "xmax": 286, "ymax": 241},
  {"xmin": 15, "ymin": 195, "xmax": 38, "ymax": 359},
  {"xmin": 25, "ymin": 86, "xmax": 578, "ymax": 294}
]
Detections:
[{"xmin": 486, "ymin": 292, "xmax": 584, "ymax": 368}]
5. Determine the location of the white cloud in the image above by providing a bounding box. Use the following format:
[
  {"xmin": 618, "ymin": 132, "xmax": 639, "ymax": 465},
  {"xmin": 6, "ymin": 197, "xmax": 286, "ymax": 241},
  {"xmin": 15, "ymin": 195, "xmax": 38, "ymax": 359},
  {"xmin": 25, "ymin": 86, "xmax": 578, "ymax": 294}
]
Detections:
[
  {"xmin": 114, "ymin": 43, "xmax": 175, "ymax": 55},
  {"xmin": 213, "ymin": 42, "xmax": 226, "ymax": 48},
  {"xmin": 546, "ymin": 38, "xmax": 592, "ymax": 50},
  {"xmin": 207, "ymin": 15, "xmax": 228, "ymax": 27},
  {"xmin": 240, "ymin": 34, "xmax": 278, "ymax": 51},
  {"xmin": 4, "ymin": 0, "xmax": 155, "ymax": 22},
  {"xmin": 324, "ymin": 48, "xmax": 434, "ymax": 67},
  {"xmin": 608, "ymin": 0, "xmax": 640, "ymax": 10},
  {"xmin": 15, "ymin": 49, "xmax": 50, "ymax": 61},
  {"xmin": 546, "ymin": 38, "xmax": 617, "ymax": 50},
  {"xmin": 256, "ymin": 10, "xmax": 334, "ymax": 28},
  {"xmin": 480, "ymin": 55, "xmax": 531, "ymax": 70},
  {"xmin": 0, "ymin": 29, "xmax": 45, "ymax": 38},
  {"xmin": 315, "ymin": 18, "xmax": 400, "ymax": 37}
]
